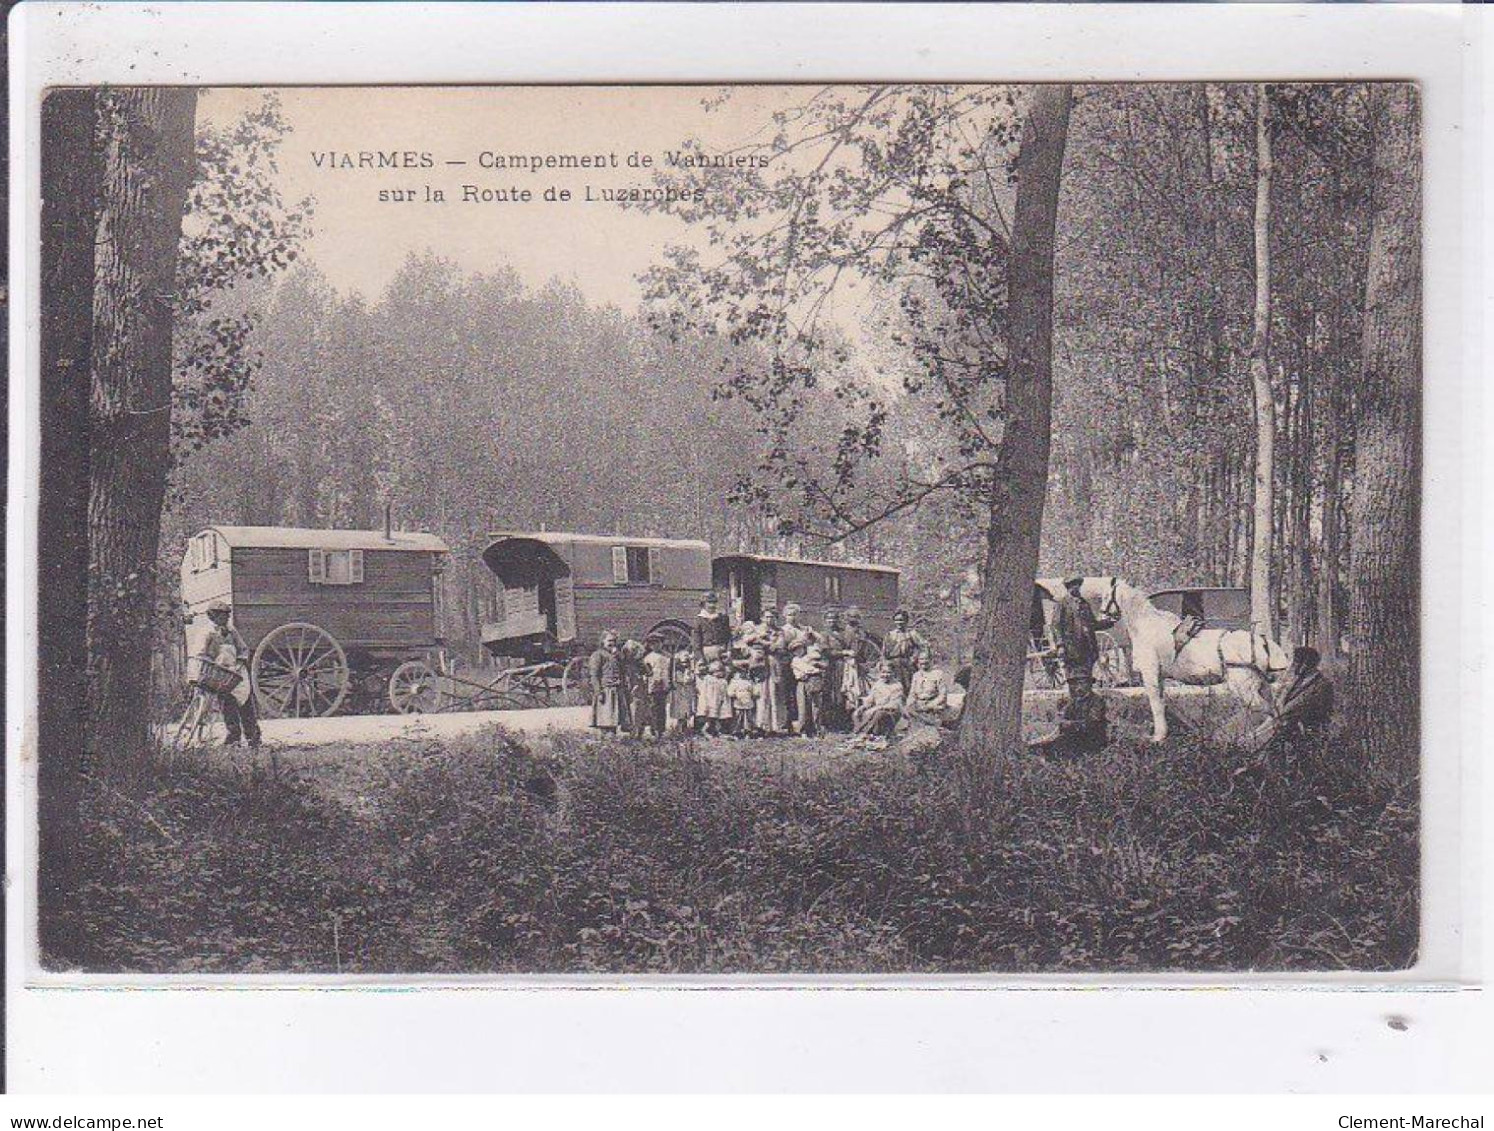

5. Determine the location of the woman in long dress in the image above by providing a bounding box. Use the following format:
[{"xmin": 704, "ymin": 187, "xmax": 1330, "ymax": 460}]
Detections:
[{"xmin": 589, "ymin": 631, "xmax": 627, "ymax": 733}]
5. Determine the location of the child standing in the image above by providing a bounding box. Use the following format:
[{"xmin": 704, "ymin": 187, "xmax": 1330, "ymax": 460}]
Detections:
[
  {"xmin": 727, "ymin": 663, "xmax": 758, "ymax": 738},
  {"xmin": 696, "ymin": 660, "xmax": 731, "ymax": 736},
  {"xmin": 668, "ymin": 648, "xmax": 697, "ymax": 734}
]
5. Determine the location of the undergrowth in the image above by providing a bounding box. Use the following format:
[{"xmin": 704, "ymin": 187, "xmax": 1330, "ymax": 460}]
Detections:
[{"xmin": 49, "ymin": 722, "xmax": 1418, "ymax": 974}]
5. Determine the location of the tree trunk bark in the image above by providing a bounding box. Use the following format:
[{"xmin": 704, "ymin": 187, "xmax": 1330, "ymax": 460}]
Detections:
[
  {"xmin": 86, "ymin": 88, "xmax": 198, "ymax": 765},
  {"xmin": 1248, "ymin": 84, "xmax": 1276, "ymax": 636},
  {"xmin": 38, "ymin": 89, "xmax": 103, "ymax": 963},
  {"xmin": 958, "ymin": 85, "xmax": 1072, "ymax": 795},
  {"xmin": 1346, "ymin": 84, "xmax": 1421, "ymax": 772}
]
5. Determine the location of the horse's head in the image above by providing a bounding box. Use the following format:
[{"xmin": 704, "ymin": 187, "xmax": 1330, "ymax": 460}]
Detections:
[{"xmin": 1075, "ymin": 576, "xmax": 1124, "ymax": 622}]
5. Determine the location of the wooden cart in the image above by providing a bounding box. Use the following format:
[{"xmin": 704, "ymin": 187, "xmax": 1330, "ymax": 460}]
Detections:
[
  {"xmin": 711, "ymin": 552, "xmax": 900, "ymax": 664},
  {"xmin": 180, "ymin": 524, "xmax": 450, "ymax": 717},
  {"xmin": 479, "ymin": 531, "xmax": 710, "ymax": 694}
]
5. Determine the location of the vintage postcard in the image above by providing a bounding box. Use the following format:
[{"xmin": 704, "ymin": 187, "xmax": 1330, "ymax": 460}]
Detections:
[{"xmin": 32, "ymin": 81, "xmax": 1421, "ymax": 977}]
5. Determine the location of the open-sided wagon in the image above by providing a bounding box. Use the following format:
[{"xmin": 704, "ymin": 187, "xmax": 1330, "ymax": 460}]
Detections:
[
  {"xmin": 180, "ymin": 524, "xmax": 451, "ymax": 717},
  {"xmin": 479, "ymin": 531, "xmax": 712, "ymax": 698}
]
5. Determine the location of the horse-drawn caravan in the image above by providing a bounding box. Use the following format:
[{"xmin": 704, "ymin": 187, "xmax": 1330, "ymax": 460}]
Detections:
[
  {"xmin": 712, "ymin": 553, "xmax": 899, "ymax": 649},
  {"xmin": 181, "ymin": 521, "xmax": 904, "ymax": 719},
  {"xmin": 479, "ymin": 531, "xmax": 713, "ymax": 693},
  {"xmin": 478, "ymin": 532, "xmax": 905, "ymax": 696},
  {"xmin": 180, "ymin": 524, "xmax": 450, "ymax": 717}
]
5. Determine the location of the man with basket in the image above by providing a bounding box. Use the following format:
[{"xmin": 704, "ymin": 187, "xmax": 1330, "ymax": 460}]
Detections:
[{"xmin": 194, "ymin": 600, "xmax": 261, "ymax": 748}]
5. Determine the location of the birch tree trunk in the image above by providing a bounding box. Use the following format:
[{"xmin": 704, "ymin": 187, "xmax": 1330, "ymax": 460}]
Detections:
[
  {"xmin": 1248, "ymin": 84, "xmax": 1276, "ymax": 636},
  {"xmin": 1347, "ymin": 84, "xmax": 1421, "ymax": 771},
  {"xmin": 85, "ymin": 88, "xmax": 198, "ymax": 763},
  {"xmin": 39, "ymin": 89, "xmax": 102, "ymax": 962},
  {"xmin": 958, "ymin": 84, "xmax": 1072, "ymax": 794}
]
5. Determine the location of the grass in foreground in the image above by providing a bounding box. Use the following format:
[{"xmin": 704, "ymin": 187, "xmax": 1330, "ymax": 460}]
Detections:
[{"xmin": 51, "ymin": 721, "xmax": 1418, "ymax": 974}]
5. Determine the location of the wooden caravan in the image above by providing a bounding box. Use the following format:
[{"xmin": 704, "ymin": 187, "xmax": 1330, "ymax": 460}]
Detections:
[
  {"xmin": 180, "ymin": 525, "xmax": 449, "ymax": 717},
  {"xmin": 480, "ymin": 531, "xmax": 712, "ymax": 667},
  {"xmin": 711, "ymin": 553, "xmax": 900, "ymax": 640}
]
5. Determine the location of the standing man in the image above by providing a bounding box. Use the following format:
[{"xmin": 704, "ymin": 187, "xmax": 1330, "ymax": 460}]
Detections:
[
  {"xmin": 198, "ymin": 600, "xmax": 261, "ymax": 748},
  {"xmin": 880, "ymin": 609, "xmax": 928, "ymax": 695},
  {"xmin": 1052, "ymin": 577, "xmax": 1107, "ymax": 748},
  {"xmin": 637, "ymin": 636, "xmax": 672, "ymax": 739},
  {"xmin": 820, "ymin": 609, "xmax": 850, "ymax": 731}
]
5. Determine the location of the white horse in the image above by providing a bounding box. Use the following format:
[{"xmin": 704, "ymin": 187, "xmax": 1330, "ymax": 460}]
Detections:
[{"xmin": 1076, "ymin": 576, "xmax": 1292, "ymax": 743}]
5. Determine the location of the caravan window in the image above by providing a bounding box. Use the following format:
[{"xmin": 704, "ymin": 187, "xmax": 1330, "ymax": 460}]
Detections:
[
  {"xmin": 611, "ymin": 545, "xmax": 661, "ymax": 585},
  {"xmin": 309, "ymin": 548, "xmax": 366, "ymax": 586},
  {"xmin": 823, "ymin": 572, "xmax": 844, "ymax": 602}
]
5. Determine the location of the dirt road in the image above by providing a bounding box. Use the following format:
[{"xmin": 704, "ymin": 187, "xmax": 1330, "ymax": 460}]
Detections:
[
  {"xmin": 173, "ymin": 683, "xmax": 1236, "ymax": 750},
  {"xmin": 176, "ymin": 704, "xmax": 591, "ymax": 748}
]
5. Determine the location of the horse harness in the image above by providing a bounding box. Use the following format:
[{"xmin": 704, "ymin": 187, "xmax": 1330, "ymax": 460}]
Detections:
[{"xmin": 1215, "ymin": 629, "xmax": 1289, "ymax": 681}]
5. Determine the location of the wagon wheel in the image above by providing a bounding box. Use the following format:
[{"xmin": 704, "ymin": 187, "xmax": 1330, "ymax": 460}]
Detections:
[
  {"xmin": 854, "ymin": 635, "xmax": 883, "ymax": 670},
  {"xmin": 252, "ymin": 622, "xmax": 349, "ymax": 718},
  {"xmin": 559, "ymin": 655, "xmax": 594, "ymax": 706},
  {"xmin": 1025, "ymin": 635, "xmax": 1064, "ymax": 691},
  {"xmin": 647, "ymin": 620, "xmax": 693, "ymax": 656},
  {"xmin": 388, "ymin": 659, "xmax": 444, "ymax": 714}
]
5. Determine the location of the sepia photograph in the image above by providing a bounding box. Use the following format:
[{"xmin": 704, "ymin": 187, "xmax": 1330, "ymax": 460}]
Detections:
[{"xmin": 34, "ymin": 80, "xmax": 1421, "ymax": 977}]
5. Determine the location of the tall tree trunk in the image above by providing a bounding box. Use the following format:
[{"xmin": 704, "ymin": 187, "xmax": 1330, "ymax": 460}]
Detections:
[
  {"xmin": 1248, "ymin": 84, "xmax": 1276, "ymax": 635},
  {"xmin": 38, "ymin": 90, "xmax": 102, "ymax": 962},
  {"xmin": 1315, "ymin": 384, "xmax": 1346, "ymax": 659},
  {"xmin": 958, "ymin": 85, "xmax": 1072, "ymax": 792},
  {"xmin": 1347, "ymin": 84, "xmax": 1421, "ymax": 771},
  {"xmin": 86, "ymin": 88, "xmax": 198, "ymax": 764}
]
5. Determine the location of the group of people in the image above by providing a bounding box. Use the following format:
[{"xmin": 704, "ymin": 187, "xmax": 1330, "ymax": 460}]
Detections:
[{"xmin": 586, "ymin": 593, "xmax": 955, "ymax": 742}]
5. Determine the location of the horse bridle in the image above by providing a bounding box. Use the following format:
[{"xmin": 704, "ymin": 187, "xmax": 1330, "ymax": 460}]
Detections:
[{"xmin": 1101, "ymin": 577, "xmax": 1121, "ymax": 622}]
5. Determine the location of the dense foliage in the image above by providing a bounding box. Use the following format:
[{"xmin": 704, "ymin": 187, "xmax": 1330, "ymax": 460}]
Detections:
[{"xmin": 58, "ymin": 723, "xmax": 1415, "ymax": 974}]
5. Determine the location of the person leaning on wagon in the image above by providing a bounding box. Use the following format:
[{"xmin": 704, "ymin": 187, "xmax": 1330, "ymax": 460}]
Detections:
[
  {"xmin": 197, "ymin": 600, "xmax": 261, "ymax": 748},
  {"xmin": 1245, "ymin": 645, "xmax": 1334, "ymax": 755},
  {"xmin": 880, "ymin": 609, "xmax": 928, "ymax": 695},
  {"xmin": 588, "ymin": 631, "xmax": 628, "ymax": 734},
  {"xmin": 691, "ymin": 591, "xmax": 733, "ymax": 663}
]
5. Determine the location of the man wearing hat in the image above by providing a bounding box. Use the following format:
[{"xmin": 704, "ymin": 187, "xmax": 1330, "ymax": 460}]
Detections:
[
  {"xmin": 1052, "ymin": 577, "xmax": 1106, "ymax": 748},
  {"xmin": 880, "ymin": 609, "xmax": 928, "ymax": 696},
  {"xmin": 198, "ymin": 600, "xmax": 261, "ymax": 748}
]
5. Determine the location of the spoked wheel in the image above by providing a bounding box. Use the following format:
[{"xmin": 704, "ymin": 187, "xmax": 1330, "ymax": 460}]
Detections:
[
  {"xmin": 388, "ymin": 659, "xmax": 444, "ymax": 714},
  {"xmin": 854, "ymin": 636, "xmax": 883, "ymax": 670},
  {"xmin": 1025, "ymin": 653, "xmax": 1063, "ymax": 691},
  {"xmin": 252, "ymin": 622, "xmax": 349, "ymax": 718},
  {"xmin": 647, "ymin": 620, "xmax": 692, "ymax": 657},
  {"xmin": 559, "ymin": 655, "xmax": 593, "ymax": 706}
]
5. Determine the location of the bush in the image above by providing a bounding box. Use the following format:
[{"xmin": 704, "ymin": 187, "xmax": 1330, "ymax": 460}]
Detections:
[{"xmin": 51, "ymin": 720, "xmax": 1418, "ymax": 974}]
